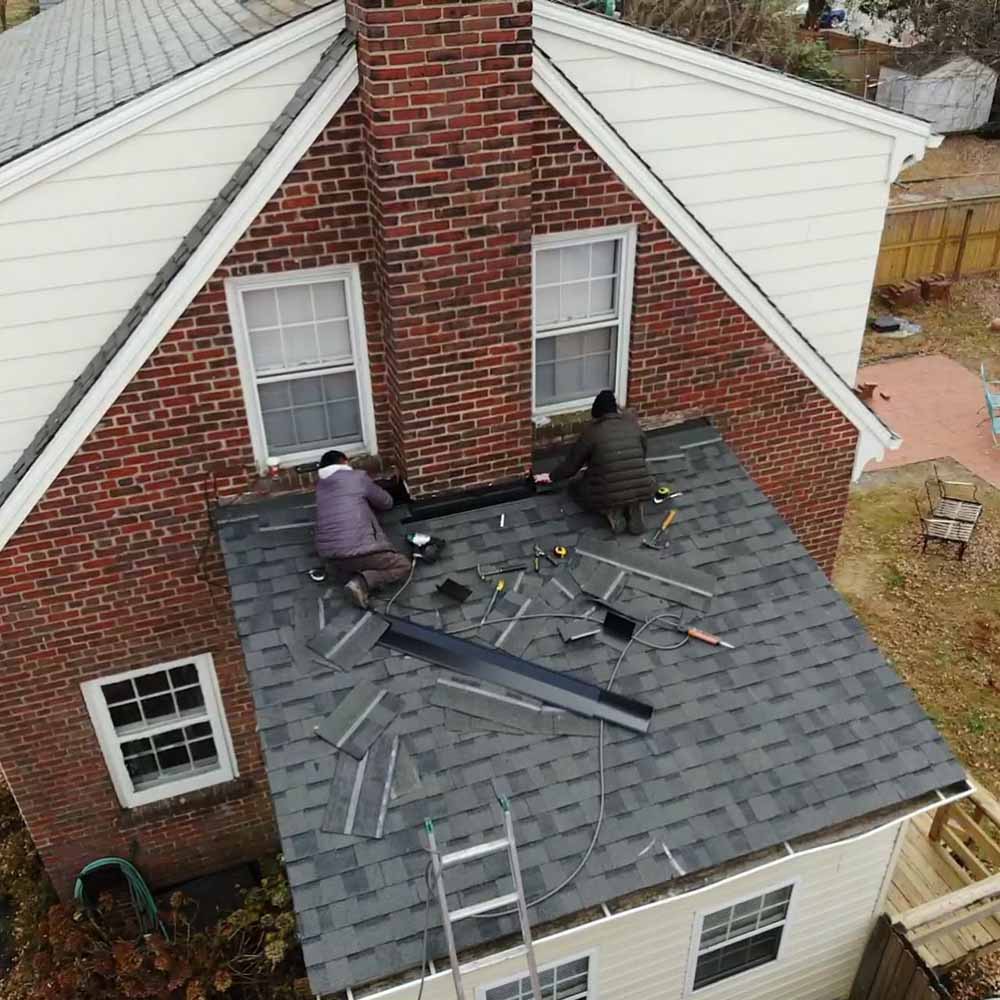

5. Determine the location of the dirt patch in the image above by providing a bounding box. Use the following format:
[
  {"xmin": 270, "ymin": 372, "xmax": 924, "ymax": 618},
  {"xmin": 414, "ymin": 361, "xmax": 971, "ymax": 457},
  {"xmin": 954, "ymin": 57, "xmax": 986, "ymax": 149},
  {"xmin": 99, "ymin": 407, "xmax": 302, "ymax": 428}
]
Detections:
[
  {"xmin": 861, "ymin": 278, "xmax": 1000, "ymax": 375},
  {"xmin": 835, "ymin": 459, "xmax": 1000, "ymax": 792},
  {"xmin": 894, "ymin": 135, "xmax": 1000, "ymax": 204}
]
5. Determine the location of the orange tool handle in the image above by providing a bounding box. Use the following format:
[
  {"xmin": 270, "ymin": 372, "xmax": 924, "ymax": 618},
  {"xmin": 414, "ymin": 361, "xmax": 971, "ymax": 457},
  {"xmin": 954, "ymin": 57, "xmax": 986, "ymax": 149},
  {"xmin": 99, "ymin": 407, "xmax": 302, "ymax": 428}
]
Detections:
[
  {"xmin": 660, "ymin": 509, "xmax": 677, "ymax": 531},
  {"xmin": 687, "ymin": 627, "xmax": 721, "ymax": 645}
]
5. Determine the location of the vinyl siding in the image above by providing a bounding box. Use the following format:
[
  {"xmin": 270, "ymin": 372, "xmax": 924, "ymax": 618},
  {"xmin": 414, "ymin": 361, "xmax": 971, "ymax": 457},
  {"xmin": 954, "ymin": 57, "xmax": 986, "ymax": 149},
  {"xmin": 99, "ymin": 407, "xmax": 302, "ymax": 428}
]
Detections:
[
  {"xmin": 0, "ymin": 26, "xmax": 342, "ymax": 481},
  {"xmin": 536, "ymin": 22, "xmax": 898, "ymax": 385},
  {"xmin": 372, "ymin": 822, "xmax": 899, "ymax": 1000}
]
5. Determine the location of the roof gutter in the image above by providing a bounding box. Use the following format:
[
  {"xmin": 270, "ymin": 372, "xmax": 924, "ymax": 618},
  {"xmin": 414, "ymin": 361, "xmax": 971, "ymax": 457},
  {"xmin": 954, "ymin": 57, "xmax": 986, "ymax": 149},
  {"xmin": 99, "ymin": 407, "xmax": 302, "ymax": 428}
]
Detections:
[{"xmin": 353, "ymin": 780, "xmax": 972, "ymax": 1000}]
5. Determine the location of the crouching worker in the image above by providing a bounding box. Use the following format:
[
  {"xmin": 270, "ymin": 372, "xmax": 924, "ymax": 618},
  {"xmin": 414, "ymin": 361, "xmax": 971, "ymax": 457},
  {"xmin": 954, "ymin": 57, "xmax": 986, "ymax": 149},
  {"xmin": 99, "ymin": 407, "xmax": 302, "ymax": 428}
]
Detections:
[
  {"xmin": 314, "ymin": 451, "xmax": 411, "ymax": 609},
  {"xmin": 545, "ymin": 390, "xmax": 653, "ymax": 535}
]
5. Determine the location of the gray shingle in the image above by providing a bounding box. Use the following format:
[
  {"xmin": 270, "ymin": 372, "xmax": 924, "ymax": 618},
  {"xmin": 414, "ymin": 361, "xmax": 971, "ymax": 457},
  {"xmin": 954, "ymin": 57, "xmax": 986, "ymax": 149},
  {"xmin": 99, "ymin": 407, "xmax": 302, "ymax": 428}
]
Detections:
[{"xmin": 216, "ymin": 425, "xmax": 966, "ymax": 997}]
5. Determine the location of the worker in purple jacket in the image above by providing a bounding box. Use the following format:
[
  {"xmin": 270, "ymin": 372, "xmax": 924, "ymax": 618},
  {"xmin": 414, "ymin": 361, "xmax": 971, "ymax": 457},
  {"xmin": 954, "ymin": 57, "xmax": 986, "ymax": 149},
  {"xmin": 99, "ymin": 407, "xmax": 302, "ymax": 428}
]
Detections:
[{"xmin": 314, "ymin": 450, "xmax": 411, "ymax": 609}]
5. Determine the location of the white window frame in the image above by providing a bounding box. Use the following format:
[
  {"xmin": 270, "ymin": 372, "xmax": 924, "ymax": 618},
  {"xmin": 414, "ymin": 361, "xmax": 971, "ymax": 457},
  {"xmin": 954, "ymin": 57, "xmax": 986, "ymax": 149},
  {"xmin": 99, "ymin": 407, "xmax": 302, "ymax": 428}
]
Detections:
[
  {"xmin": 684, "ymin": 879, "xmax": 798, "ymax": 996},
  {"xmin": 225, "ymin": 264, "xmax": 378, "ymax": 469},
  {"xmin": 81, "ymin": 653, "xmax": 239, "ymax": 809},
  {"xmin": 531, "ymin": 224, "xmax": 637, "ymax": 417},
  {"xmin": 476, "ymin": 949, "xmax": 597, "ymax": 1000}
]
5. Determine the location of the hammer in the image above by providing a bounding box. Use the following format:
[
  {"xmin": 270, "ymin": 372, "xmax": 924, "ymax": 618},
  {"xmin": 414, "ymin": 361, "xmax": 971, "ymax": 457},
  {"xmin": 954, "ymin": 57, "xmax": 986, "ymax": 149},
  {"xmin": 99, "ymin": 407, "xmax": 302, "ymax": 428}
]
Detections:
[{"xmin": 642, "ymin": 509, "xmax": 676, "ymax": 550}]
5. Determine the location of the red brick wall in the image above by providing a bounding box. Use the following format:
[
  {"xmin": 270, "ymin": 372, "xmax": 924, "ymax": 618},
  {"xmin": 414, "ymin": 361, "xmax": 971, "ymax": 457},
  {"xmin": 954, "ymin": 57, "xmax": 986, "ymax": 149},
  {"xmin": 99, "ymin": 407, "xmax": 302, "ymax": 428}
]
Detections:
[
  {"xmin": 532, "ymin": 99, "xmax": 857, "ymax": 570},
  {"xmin": 348, "ymin": 0, "xmax": 537, "ymax": 493},
  {"xmin": 0, "ymin": 99, "xmax": 375, "ymax": 896}
]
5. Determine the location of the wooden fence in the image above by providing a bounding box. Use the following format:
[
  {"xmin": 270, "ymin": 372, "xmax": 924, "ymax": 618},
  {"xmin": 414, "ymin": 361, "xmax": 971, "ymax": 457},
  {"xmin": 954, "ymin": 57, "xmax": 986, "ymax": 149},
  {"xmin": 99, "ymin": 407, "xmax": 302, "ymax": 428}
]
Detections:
[
  {"xmin": 875, "ymin": 194, "xmax": 1000, "ymax": 286},
  {"xmin": 850, "ymin": 915, "xmax": 949, "ymax": 1000}
]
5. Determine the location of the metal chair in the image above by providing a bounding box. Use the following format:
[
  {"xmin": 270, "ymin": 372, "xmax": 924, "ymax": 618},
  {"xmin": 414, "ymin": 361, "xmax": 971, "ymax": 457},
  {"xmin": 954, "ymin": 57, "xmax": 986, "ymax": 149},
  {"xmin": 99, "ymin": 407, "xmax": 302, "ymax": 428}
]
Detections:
[{"xmin": 981, "ymin": 363, "xmax": 1000, "ymax": 446}]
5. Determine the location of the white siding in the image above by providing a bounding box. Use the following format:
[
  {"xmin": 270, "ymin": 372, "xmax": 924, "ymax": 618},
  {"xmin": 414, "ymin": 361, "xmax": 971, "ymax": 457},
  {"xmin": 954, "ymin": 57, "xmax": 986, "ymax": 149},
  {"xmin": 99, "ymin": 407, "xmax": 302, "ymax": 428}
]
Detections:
[
  {"xmin": 0, "ymin": 32, "xmax": 340, "ymax": 481},
  {"xmin": 372, "ymin": 823, "xmax": 899, "ymax": 1000},
  {"xmin": 537, "ymin": 27, "xmax": 898, "ymax": 385}
]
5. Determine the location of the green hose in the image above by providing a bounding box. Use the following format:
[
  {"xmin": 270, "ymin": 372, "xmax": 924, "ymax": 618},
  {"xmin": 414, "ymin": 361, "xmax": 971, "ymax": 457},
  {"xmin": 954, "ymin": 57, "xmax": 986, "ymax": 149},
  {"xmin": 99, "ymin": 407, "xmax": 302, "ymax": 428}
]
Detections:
[{"xmin": 73, "ymin": 857, "xmax": 165, "ymax": 936}]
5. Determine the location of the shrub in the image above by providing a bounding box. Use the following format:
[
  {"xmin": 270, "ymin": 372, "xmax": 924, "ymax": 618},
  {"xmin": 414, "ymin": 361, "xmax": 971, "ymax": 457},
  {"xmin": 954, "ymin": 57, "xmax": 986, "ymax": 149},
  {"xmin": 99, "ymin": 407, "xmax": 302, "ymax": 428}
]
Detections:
[{"xmin": 0, "ymin": 785, "xmax": 302, "ymax": 999}]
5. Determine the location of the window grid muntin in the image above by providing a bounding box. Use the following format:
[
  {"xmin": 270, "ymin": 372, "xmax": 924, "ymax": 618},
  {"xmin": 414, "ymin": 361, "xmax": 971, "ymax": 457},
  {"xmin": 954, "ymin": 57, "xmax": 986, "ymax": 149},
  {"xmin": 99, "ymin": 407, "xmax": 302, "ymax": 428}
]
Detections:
[
  {"xmin": 257, "ymin": 369, "xmax": 362, "ymax": 455},
  {"xmin": 484, "ymin": 956, "xmax": 590, "ymax": 1000},
  {"xmin": 535, "ymin": 239, "xmax": 621, "ymax": 332},
  {"xmin": 691, "ymin": 885, "xmax": 793, "ymax": 992}
]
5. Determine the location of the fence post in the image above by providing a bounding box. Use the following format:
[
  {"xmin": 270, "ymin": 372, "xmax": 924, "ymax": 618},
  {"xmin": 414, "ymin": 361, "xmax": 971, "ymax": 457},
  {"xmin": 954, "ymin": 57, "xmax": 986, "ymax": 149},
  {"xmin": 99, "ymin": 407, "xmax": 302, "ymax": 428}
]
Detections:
[{"xmin": 953, "ymin": 207, "xmax": 975, "ymax": 281}]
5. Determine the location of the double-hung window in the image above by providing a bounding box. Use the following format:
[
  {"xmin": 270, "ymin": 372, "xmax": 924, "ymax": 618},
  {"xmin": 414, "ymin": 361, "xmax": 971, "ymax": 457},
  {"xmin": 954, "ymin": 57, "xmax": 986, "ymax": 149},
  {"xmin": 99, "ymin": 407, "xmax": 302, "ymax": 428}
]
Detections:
[
  {"xmin": 688, "ymin": 884, "xmax": 795, "ymax": 992},
  {"xmin": 226, "ymin": 265, "xmax": 377, "ymax": 466},
  {"xmin": 480, "ymin": 954, "xmax": 591, "ymax": 1000},
  {"xmin": 82, "ymin": 654, "xmax": 237, "ymax": 809},
  {"xmin": 532, "ymin": 226, "xmax": 636, "ymax": 415}
]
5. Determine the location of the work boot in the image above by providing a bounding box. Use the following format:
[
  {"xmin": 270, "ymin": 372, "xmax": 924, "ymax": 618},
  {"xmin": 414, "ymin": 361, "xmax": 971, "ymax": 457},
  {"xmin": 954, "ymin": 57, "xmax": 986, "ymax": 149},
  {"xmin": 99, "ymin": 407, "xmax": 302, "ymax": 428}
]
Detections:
[
  {"xmin": 626, "ymin": 502, "xmax": 646, "ymax": 536},
  {"xmin": 604, "ymin": 508, "xmax": 627, "ymax": 535},
  {"xmin": 344, "ymin": 575, "xmax": 370, "ymax": 610}
]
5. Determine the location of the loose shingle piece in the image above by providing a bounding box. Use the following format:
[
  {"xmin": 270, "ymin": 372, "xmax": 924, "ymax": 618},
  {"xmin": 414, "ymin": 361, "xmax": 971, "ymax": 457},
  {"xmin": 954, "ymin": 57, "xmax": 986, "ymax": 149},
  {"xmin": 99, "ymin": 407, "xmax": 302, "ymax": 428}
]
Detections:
[
  {"xmin": 322, "ymin": 734, "xmax": 400, "ymax": 839},
  {"xmin": 308, "ymin": 612, "xmax": 389, "ymax": 669},
  {"xmin": 315, "ymin": 682, "xmax": 401, "ymax": 760}
]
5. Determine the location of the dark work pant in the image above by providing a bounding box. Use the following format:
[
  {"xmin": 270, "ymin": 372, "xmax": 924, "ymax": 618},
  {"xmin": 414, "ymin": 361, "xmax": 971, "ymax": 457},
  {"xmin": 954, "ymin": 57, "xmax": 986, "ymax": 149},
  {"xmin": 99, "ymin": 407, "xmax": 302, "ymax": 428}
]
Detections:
[{"xmin": 331, "ymin": 549, "xmax": 412, "ymax": 591}]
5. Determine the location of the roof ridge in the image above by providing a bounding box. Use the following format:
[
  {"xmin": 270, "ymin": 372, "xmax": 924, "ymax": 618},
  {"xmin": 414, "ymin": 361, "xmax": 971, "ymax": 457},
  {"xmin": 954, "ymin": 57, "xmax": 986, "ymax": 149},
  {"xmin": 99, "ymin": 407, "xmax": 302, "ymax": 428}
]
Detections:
[{"xmin": 0, "ymin": 29, "xmax": 355, "ymax": 515}]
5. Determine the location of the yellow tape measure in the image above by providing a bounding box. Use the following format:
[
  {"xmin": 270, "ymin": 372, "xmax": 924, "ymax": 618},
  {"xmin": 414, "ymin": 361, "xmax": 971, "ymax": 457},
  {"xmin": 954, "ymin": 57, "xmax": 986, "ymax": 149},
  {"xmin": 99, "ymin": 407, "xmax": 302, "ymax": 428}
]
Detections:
[{"xmin": 553, "ymin": 545, "xmax": 568, "ymax": 559}]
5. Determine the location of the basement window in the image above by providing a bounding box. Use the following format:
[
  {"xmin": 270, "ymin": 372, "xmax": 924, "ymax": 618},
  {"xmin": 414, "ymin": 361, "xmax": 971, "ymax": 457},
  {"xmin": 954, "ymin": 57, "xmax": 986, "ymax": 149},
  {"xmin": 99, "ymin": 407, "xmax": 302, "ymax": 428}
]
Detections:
[
  {"xmin": 225, "ymin": 265, "xmax": 378, "ymax": 468},
  {"xmin": 82, "ymin": 654, "xmax": 238, "ymax": 809},
  {"xmin": 532, "ymin": 225, "xmax": 636, "ymax": 415},
  {"xmin": 479, "ymin": 954, "xmax": 592, "ymax": 1000},
  {"xmin": 688, "ymin": 883, "xmax": 795, "ymax": 992}
]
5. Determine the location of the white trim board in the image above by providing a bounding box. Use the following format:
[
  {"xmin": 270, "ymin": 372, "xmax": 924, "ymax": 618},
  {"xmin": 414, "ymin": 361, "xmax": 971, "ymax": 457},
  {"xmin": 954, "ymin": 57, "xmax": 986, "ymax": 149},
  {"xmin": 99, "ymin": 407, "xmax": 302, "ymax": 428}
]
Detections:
[
  {"xmin": 535, "ymin": 0, "xmax": 937, "ymax": 144},
  {"xmin": 533, "ymin": 50, "xmax": 901, "ymax": 464},
  {"xmin": 0, "ymin": 50, "xmax": 361, "ymax": 552},
  {"xmin": 0, "ymin": 3, "xmax": 346, "ymax": 204}
]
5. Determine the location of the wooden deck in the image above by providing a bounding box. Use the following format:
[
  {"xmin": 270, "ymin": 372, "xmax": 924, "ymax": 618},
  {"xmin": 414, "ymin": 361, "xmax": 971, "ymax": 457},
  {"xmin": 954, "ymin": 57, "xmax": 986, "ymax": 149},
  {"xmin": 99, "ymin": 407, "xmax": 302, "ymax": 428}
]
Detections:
[{"xmin": 887, "ymin": 785, "xmax": 1000, "ymax": 971}]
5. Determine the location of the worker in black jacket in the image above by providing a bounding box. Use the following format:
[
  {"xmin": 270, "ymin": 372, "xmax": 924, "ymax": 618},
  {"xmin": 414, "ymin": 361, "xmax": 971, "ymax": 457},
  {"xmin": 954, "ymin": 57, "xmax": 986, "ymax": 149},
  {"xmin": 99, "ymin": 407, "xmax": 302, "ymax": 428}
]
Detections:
[{"xmin": 542, "ymin": 390, "xmax": 653, "ymax": 535}]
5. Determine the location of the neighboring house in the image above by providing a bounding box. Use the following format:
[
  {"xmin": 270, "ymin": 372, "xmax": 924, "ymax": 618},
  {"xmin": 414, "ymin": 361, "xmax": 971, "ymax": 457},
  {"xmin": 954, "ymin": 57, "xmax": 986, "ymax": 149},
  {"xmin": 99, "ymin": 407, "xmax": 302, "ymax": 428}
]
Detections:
[
  {"xmin": 0, "ymin": 1, "xmax": 970, "ymax": 999},
  {"xmin": 877, "ymin": 54, "xmax": 999, "ymax": 133}
]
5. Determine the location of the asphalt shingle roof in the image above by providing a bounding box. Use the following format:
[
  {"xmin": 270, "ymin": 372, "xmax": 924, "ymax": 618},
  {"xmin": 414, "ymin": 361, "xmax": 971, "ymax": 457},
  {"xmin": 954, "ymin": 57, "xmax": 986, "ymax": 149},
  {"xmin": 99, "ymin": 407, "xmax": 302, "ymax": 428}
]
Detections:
[
  {"xmin": 0, "ymin": 0, "xmax": 335, "ymax": 168},
  {"xmin": 215, "ymin": 425, "xmax": 966, "ymax": 997}
]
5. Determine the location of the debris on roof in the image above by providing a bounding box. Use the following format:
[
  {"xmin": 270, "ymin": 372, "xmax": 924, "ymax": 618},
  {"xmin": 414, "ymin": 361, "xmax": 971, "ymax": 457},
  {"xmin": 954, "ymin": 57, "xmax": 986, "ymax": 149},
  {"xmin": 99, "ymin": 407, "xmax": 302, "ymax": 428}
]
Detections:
[{"xmin": 216, "ymin": 424, "xmax": 965, "ymax": 996}]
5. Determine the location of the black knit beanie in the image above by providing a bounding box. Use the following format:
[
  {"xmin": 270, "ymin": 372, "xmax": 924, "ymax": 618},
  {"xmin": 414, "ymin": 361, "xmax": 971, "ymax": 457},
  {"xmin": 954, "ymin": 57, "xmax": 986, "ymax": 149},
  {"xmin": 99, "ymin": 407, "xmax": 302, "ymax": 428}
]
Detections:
[{"xmin": 591, "ymin": 390, "xmax": 618, "ymax": 419}]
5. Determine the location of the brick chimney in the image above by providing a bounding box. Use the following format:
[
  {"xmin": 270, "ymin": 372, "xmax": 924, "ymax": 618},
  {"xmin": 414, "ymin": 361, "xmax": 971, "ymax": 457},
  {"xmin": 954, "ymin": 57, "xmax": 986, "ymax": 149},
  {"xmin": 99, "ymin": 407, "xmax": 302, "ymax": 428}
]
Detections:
[{"xmin": 347, "ymin": 0, "xmax": 535, "ymax": 496}]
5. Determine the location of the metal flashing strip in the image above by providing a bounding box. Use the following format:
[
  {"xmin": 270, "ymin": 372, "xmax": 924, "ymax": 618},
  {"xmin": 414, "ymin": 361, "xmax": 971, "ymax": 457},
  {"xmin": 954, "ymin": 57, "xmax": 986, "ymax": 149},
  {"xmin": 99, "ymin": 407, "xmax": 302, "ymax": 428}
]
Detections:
[
  {"xmin": 381, "ymin": 615, "xmax": 652, "ymax": 733},
  {"xmin": 315, "ymin": 682, "xmax": 401, "ymax": 760},
  {"xmin": 322, "ymin": 733, "xmax": 400, "ymax": 839},
  {"xmin": 575, "ymin": 538, "xmax": 717, "ymax": 599}
]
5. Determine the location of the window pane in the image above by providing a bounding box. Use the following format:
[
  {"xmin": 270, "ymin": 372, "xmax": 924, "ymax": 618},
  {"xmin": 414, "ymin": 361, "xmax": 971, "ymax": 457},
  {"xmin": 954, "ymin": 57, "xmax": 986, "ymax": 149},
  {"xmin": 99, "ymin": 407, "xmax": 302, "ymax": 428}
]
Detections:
[
  {"xmin": 141, "ymin": 692, "xmax": 176, "ymax": 723},
  {"xmin": 243, "ymin": 288, "xmax": 278, "ymax": 329},
  {"xmin": 186, "ymin": 721, "xmax": 212, "ymax": 742},
  {"xmin": 258, "ymin": 380, "xmax": 291, "ymax": 411},
  {"xmin": 591, "ymin": 239, "xmax": 617, "ymax": 276},
  {"xmin": 693, "ymin": 927, "xmax": 782, "ymax": 990},
  {"xmin": 703, "ymin": 908, "xmax": 730, "ymax": 931},
  {"xmin": 536, "ymin": 364, "xmax": 556, "ymax": 405},
  {"xmin": 262, "ymin": 410, "xmax": 296, "ymax": 450},
  {"xmin": 135, "ymin": 672, "xmax": 169, "ymax": 696},
  {"xmin": 733, "ymin": 899, "xmax": 760, "ymax": 919},
  {"xmin": 250, "ymin": 329, "xmax": 284, "ymax": 372},
  {"xmin": 291, "ymin": 378, "xmax": 323, "ymax": 405},
  {"xmin": 276, "ymin": 285, "xmax": 313, "ymax": 326},
  {"xmin": 109, "ymin": 702, "xmax": 143, "ymax": 731},
  {"xmin": 313, "ymin": 281, "xmax": 348, "ymax": 320},
  {"xmin": 536, "ymin": 286, "xmax": 560, "ymax": 327},
  {"xmin": 169, "ymin": 664, "xmax": 198, "ymax": 688},
  {"xmin": 157, "ymin": 744, "xmax": 192, "ymax": 773},
  {"xmin": 323, "ymin": 371, "xmax": 357, "ymax": 402},
  {"xmin": 536, "ymin": 248, "xmax": 560, "ymax": 284},
  {"xmin": 764, "ymin": 887, "xmax": 793, "ymax": 907},
  {"xmin": 536, "ymin": 337, "xmax": 556, "ymax": 363},
  {"xmin": 190, "ymin": 738, "xmax": 219, "ymax": 764},
  {"xmin": 293, "ymin": 406, "xmax": 330, "ymax": 446},
  {"xmin": 284, "ymin": 324, "xmax": 320, "ymax": 368},
  {"xmin": 176, "ymin": 686, "xmax": 205, "ymax": 714},
  {"xmin": 102, "ymin": 680, "xmax": 134, "ymax": 706},
  {"xmin": 153, "ymin": 729, "xmax": 185, "ymax": 751},
  {"xmin": 316, "ymin": 320, "xmax": 352, "ymax": 359},
  {"xmin": 329, "ymin": 400, "xmax": 362, "ymax": 442},
  {"xmin": 562, "ymin": 244, "xmax": 589, "ymax": 281},
  {"xmin": 589, "ymin": 277, "xmax": 616, "ymax": 315},
  {"xmin": 560, "ymin": 281, "xmax": 590, "ymax": 322}
]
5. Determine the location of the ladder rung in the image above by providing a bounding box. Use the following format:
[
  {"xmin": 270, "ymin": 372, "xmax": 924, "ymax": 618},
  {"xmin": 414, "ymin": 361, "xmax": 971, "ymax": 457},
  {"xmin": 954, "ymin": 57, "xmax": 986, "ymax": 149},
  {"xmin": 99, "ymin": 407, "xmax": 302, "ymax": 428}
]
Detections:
[
  {"xmin": 449, "ymin": 893, "xmax": 519, "ymax": 922},
  {"xmin": 442, "ymin": 838, "xmax": 510, "ymax": 867}
]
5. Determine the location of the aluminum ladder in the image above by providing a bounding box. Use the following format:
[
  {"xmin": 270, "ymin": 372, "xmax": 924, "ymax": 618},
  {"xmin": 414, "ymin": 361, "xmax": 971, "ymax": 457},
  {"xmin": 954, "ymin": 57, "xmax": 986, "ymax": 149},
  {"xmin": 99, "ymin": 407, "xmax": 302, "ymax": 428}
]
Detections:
[{"xmin": 425, "ymin": 798, "xmax": 542, "ymax": 1000}]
